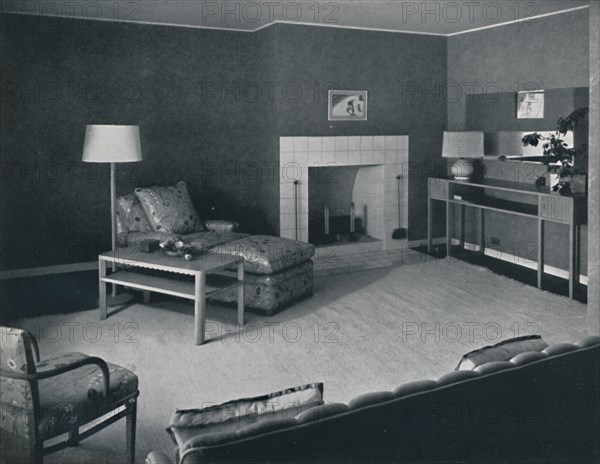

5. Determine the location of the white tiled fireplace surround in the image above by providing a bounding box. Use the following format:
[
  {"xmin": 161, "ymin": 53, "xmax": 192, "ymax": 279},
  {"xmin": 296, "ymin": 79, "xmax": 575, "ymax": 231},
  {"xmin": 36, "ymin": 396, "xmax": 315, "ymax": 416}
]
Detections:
[{"xmin": 279, "ymin": 136, "xmax": 409, "ymax": 251}]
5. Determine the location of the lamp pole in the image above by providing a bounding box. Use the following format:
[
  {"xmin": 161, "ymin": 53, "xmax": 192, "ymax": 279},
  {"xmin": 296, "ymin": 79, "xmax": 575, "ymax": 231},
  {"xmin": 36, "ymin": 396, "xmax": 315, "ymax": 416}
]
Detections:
[
  {"xmin": 82, "ymin": 124, "xmax": 142, "ymax": 306},
  {"xmin": 111, "ymin": 162, "xmax": 118, "ymax": 298}
]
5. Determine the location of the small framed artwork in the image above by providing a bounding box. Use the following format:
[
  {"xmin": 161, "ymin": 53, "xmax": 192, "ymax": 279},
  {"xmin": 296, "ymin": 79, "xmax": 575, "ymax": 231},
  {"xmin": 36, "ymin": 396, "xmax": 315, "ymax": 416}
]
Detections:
[
  {"xmin": 328, "ymin": 90, "xmax": 367, "ymax": 121},
  {"xmin": 516, "ymin": 90, "xmax": 544, "ymax": 119}
]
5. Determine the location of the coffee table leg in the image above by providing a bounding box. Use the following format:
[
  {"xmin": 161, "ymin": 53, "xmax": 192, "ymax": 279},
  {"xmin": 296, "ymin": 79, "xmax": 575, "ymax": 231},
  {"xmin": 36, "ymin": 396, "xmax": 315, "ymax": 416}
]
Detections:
[
  {"xmin": 99, "ymin": 258, "xmax": 107, "ymax": 320},
  {"xmin": 194, "ymin": 272, "xmax": 206, "ymax": 345},
  {"xmin": 143, "ymin": 291, "xmax": 151, "ymax": 304},
  {"xmin": 237, "ymin": 261, "xmax": 245, "ymax": 325}
]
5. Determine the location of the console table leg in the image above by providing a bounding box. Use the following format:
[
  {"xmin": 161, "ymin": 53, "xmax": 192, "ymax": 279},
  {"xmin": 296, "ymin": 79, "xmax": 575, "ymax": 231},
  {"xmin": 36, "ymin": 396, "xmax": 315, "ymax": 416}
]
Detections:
[
  {"xmin": 427, "ymin": 198, "xmax": 433, "ymax": 253},
  {"xmin": 574, "ymin": 225, "xmax": 581, "ymax": 287},
  {"xmin": 194, "ymin": 273, "xmax": 206, "ymax": 345},
  {"xmin": 445, "ymin": 202, "xmax": 451, "ymax": 257},
  {"xmin": 143, "ymin": 291, "xmax": 151, "ymax": 305},
  {"xmin": 459, "ymin": 204, "xmax": 465, "ymax": 250},
  {"xmin": 537, "ymin": 219, "xmax": 544, "ymax": 289},
  {"xmin": 569, "ymin": 224, "xmax": 575, "ymax": 299},
  {"xmin": 237, "ymin": 261, "xmax": 245, "ymax": 326},
  {"xmin": 99, "ymin": 259, "xmax": 107, "ymax": 320},
  {"xmin": 479, "ymin": 209, "xmax": 485, "ymax": 255}
]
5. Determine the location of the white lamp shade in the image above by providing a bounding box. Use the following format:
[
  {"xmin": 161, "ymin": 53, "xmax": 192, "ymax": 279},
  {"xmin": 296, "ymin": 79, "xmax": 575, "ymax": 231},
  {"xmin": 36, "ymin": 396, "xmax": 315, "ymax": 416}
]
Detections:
[
  {"xmin": 82, "ymin": 125, "xmax": 142, "ymax": 163},
  {"xmin": 442, "ymin": 131, "xmax": 484, "ymax": 159}
]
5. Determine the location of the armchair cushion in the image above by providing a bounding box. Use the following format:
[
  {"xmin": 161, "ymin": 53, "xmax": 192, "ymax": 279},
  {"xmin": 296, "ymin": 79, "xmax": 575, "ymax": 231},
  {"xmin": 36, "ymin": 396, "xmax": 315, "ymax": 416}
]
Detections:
[
  {"xmin": 214, "ymin": 235, "xmax": 315, "ymax": 274},
  {"xmin": 34, "ymin": 352, "xmax": 138, "ymax": 439},
  {"xmin": 135, "ymin": 181, "xmax": 206, "ymax": 235}
]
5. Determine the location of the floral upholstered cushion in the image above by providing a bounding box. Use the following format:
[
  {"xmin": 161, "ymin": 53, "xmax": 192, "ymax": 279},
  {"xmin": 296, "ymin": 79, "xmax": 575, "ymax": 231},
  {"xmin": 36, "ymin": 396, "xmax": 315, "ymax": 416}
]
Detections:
[
  {"xmin": 0, "ymin": 327, "xmax": 36, "ymax": 440},
  {"xmin": 35, "ymin": 352, "xmax": 138, "ymax": 439},
  {"xmin": 210, "ymin": 260, "xmax": 313, "ymax": 314},
  {"xmin": 183, "ymin": 231, "xmax": 249, "ymax": 254},
  {"xmin": 214, "ymin": 235, "xmax": 315, "ymax": 274},
  {"xmin": 204, "ymin": 220, "xmax": 239, "ymax": 233},
  {"xmin": 135, "ymin": 181, "xmax": 206, "ymax": 235},
  {"xmin": 116, "ymin": 193, "xmax": 153, "ymax": 235}
]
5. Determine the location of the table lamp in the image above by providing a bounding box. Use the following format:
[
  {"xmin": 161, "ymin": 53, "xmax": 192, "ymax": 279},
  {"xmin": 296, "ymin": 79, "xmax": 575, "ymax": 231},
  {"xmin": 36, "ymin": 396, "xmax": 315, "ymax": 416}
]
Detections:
[
  {"xmin": 82, "ymin": 125, "xmax": 143, "ymax": 305},
  {"xmin": 442, "ymin": 131, "xmax": 484, "ymax": 180}
]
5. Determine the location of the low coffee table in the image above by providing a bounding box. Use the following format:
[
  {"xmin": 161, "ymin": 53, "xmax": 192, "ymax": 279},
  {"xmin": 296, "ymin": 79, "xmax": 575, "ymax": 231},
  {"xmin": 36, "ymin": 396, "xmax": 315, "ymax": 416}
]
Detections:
[{"xmin": 98, "ymin": 247, "xmax": 244, "ymax": 345}]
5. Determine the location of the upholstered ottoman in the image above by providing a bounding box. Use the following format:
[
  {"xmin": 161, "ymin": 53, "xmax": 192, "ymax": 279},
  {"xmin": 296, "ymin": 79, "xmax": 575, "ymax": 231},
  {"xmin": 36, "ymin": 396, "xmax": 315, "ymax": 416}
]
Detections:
[{"xmin": 210, "ymin": 235, "xmax": 315, "ymax": 315}]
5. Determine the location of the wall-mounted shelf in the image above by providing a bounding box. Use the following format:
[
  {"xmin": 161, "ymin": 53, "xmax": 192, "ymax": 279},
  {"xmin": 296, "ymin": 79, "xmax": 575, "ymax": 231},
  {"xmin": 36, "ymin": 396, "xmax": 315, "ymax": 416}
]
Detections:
[{"xmin": 428, "ymin": 178, "xmax": 587, "ymax": 299}]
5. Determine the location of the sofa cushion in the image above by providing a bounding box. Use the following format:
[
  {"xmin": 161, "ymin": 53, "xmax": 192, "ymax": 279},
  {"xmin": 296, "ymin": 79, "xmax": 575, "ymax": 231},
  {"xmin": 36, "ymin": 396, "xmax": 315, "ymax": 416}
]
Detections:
[
  {"xmin": 116, "ymin": 193, "xmax": 153, "ymax": 235},
  {"xmin": 455, "ymin": 335, "xmax": 548, "ymax": 371},
  {"xmin": 392, "ymin": 380, "xmax": 439, "ymax": 398},
  {"xmin": 167, "ymin": 383, "xmax": 323, "ymax": 449},
  {"xmin": 295, "ymin": 403, "xmax": 349, "ymax": 424},
  {"xmin": 214, "ymin": 235, "xmax": 315, "ymax": 274},
  {"xmin": 135, "ymin": 181, "xmax": 206, "ymax": 234},
  {"xmin": 348, "ymin": 391, "xmax": 394, "ymax": 410}
]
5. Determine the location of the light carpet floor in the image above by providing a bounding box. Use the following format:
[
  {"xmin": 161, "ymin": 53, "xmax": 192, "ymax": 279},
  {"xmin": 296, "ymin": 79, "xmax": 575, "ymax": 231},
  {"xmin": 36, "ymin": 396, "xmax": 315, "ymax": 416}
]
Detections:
[{"xmin": 8, "ymin": 258, "xmax": 589, "ymax": 464}]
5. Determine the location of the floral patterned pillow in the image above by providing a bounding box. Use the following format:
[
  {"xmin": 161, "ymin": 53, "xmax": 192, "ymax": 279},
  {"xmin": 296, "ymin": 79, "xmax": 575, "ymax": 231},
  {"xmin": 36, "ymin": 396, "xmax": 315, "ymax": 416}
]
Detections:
[
  {"xmin": 116, "ymin": 193, "xmax": 153, "ymax": 235},
  {"xmin": 135, "ymin": 181, "xmax": 206, "ymax": 234}
]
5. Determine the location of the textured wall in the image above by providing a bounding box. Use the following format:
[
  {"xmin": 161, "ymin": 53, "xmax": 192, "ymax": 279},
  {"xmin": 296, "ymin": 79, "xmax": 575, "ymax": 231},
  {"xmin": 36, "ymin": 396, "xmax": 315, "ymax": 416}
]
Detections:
[
  {"xmin": 448, "ymin": 8, "xmax": 590, "ymax": 130},
  {"xmin": 0, "ymin": 17, "xmax": 446, "ymax": 270},
  {"xmin": 0, "ymin": 14, "xmax": 272, "ymax": 270},
  {"xmin": 588, "ymin": 1, "xmax": 600, "ymax": 333},
  {"xmin": 447, "ymin": 8, "xmax": 590, "ymax": 273}
]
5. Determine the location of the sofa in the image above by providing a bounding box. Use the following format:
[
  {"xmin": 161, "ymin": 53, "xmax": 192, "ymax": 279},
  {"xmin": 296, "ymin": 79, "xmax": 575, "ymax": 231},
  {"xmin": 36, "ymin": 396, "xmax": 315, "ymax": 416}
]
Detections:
[
  {"xmin": 116, "ymin": 182, "xmax": 314, "ymax": 314},
  {"xmin": 146, "ymin": 335, "xmax": 600, "ymax": 464}
]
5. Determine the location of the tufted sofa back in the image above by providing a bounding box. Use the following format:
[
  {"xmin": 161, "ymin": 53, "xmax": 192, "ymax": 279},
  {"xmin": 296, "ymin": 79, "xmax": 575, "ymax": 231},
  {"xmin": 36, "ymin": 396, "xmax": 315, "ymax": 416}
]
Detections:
[{"xmin": 175, "ymin": 336, "xmax": 600, "ymax": 464}]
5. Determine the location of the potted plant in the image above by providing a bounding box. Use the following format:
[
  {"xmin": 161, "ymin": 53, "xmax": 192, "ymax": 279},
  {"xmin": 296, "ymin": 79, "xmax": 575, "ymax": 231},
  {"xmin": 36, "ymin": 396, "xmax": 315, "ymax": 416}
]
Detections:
[{"xmin": 521, "ymin": 107, "xmax": 588, "ymax": 195}]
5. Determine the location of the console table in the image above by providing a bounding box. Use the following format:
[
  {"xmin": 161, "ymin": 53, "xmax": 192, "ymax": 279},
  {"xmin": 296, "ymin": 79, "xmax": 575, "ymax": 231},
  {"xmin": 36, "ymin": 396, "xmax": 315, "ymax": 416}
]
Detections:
[
  {"xmin": 99, "ymin": 247, "xmax": 244, "ymax": 345},
  {"xmin": 427, "ymin": 178, "xmax": 587, "ymax": 299}
]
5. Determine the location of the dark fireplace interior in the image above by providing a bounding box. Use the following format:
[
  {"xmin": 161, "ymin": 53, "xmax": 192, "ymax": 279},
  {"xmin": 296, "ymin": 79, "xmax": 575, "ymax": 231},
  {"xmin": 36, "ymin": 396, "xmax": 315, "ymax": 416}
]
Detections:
[{"xmin": 308, "ymin": 166, "xmax": 378, "ymax": 246}]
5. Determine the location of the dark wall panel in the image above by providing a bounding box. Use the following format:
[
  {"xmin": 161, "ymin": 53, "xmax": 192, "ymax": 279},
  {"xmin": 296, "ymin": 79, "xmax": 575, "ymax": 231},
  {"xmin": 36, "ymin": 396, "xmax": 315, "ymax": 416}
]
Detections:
[{"xmin": 0, "ymin": 15, "xmax": 271, "ymax": 270}]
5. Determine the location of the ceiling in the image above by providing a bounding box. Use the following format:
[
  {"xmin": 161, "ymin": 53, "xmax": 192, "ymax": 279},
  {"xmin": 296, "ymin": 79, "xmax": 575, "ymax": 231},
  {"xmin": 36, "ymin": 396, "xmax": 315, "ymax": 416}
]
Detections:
[{"xmin": 5, "ymin": 1, "xmax": 589, "ymax": 35}]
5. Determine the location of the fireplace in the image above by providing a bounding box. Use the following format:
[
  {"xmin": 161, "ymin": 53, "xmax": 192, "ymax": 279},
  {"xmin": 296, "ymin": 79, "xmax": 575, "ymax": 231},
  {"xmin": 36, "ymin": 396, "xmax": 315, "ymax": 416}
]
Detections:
[
  {"xmin": 308, "ymin": 164, "xmax": 383, "ymax": 246},
  {"xmin": 279, "ymin": 136, "xmax": 409, "ymax": 251}
]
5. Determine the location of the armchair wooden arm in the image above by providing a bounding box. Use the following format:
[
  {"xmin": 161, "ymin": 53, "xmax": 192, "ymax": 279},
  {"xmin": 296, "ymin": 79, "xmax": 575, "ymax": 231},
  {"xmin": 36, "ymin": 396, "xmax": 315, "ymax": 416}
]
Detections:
[{"xmin": 1, "ymin": 355, "xmax": 110, "ymax": 398}]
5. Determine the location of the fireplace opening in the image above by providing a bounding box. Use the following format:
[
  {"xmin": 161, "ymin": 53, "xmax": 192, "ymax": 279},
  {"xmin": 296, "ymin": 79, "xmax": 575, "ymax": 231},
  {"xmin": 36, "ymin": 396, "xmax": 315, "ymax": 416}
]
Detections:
[{"xmin": 308, "ymin": 165, "xmax": 383, "ymax": 246}]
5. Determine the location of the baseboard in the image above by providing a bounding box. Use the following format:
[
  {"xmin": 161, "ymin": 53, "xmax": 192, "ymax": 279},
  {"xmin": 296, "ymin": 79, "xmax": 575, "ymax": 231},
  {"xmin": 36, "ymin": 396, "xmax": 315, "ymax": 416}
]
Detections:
[
  {"xmin": 0, "ymin": 261, "xmax": 98, "ymax": 280},
  {"xmin": 1, "ymin": 238, "xmax": 589, "ymax": 287},
  {"xmin": 449, "ymin": 239, "xmax": 589, "ymax": 286}
]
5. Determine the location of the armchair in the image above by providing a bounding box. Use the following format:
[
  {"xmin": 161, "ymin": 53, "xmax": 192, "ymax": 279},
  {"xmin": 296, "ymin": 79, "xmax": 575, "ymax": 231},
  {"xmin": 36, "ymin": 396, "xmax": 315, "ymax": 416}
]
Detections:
[{"xmin": 0, "ymin": 326, "xmax": 139, "ymax": 464}]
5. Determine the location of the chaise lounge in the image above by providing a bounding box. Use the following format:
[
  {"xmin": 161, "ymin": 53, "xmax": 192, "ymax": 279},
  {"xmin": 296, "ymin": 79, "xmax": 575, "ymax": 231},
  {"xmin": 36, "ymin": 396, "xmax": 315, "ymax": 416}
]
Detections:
[{"xmin": 115, "ymin": 181, "xmax": 314, "ymax": 315}]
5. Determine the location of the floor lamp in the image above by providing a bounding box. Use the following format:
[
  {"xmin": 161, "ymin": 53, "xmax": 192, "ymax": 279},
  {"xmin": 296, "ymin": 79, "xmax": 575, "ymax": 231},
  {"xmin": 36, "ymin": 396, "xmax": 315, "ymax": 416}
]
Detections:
[{"xmin": 82, "ymin": 125, "xmax": 143, "ymax": 305}]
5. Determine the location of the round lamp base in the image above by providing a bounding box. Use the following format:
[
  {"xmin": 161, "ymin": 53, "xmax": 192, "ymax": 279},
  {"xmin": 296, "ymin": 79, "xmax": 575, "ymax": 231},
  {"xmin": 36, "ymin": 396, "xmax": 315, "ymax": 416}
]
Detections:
[{"xmin": 450, "ymin": 158, "xmax": 475, "ymax": 180}]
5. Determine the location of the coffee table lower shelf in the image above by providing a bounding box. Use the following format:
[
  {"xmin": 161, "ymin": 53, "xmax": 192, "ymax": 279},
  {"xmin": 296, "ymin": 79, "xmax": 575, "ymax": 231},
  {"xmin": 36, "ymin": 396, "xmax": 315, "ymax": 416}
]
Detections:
[
  {"xmin": 103, "ymin": 271, "xmax": 242, "ymax": 301},
  {"xmin": 99, "ymin": 250, "xmax": 245, "ymax": 345}
]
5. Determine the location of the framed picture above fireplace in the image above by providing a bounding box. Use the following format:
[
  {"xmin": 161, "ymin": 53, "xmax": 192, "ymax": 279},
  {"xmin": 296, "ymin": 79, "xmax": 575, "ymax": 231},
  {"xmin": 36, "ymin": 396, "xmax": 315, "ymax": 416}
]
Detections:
[{"xmin": 328, "ymin": 90, "xmax": 367, "ymax": 121}]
